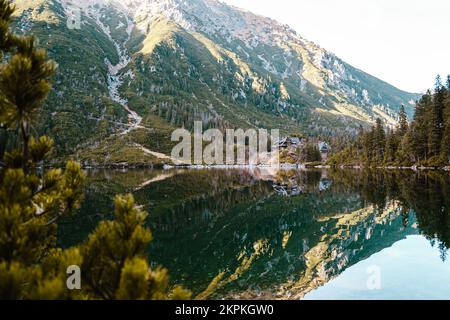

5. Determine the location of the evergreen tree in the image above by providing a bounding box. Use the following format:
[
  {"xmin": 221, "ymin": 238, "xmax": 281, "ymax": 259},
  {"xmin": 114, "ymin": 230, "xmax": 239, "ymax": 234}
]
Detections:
[
  {"xmin": 394, "ymin": 106, "xmax": 409, "ymax": 163},
  {"xmin": 0, "ymin": 0, "xmax": 14, "ymax": 165},
  {"xmin": 398, "ymin": 105, "xmax": 409, "ymax": 136},
  {"xmin": 442, "ymin": 77, "xmax": 450, "ymax": 162},
  {"xmin": 302, "ymin": 142, "xmax": 321, "ymax": 163},
  {"xmin": 0, "ymin": 0, "xmax": 190, "ymax": 300},
  {"xmin": 0, "ymin": 0, "xmax": 85, "ymax": 298},
  {"xmin": 355, "ymin": 125, "xmax": 364, "ymax": 158},
  {"xmin": 428, "ymin": 76, "xmax": 445, "ymax": 157},
  {"xmin": 397, "ymin": 131, "xmax": 414, "ymax": 164},
  {"xmin": 329, "ymin": 77, "xmax": 450, "ymax": 167},
  {"xmin": 384, "ymin": 130, "xmax": 397, "ymax": 164},
  {"xmin": 373, "ymin": 118, "xmax": 386, "ymax": 163},
  {"xmin": 81, "ymin": 194, "xmax": 191, "ymax": 300},
  {"xmin": 362, "ymin": 128, "xmax": 374, "ymax": 164},
  {"xmin": 411, "ymin": 93, "xmax": 431, "ymax": 162}
]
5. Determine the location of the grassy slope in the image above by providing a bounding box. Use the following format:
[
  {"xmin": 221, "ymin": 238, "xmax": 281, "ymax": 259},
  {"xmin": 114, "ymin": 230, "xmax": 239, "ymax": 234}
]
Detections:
[{"xmin": 13, "ymin": 1, "xmax": 129, "ymax": 157}]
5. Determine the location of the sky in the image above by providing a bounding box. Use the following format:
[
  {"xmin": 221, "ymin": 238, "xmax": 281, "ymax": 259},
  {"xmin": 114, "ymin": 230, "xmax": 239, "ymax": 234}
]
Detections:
[{"xmin": 222, "ymin": 0, "xmax": 450, "ymax": 93}]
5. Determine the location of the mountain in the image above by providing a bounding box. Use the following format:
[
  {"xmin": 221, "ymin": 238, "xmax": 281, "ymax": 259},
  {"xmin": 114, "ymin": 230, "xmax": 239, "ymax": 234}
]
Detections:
[{"xmin": 12, "ymin": 0, "xmax": 419, "ymax": 165}]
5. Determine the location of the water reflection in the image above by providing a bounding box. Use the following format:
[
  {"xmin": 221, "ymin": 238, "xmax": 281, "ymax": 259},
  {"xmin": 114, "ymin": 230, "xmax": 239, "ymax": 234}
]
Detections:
[{"xmin": 58, "ymin": 168, "xmax": 450, "ymax": 299}]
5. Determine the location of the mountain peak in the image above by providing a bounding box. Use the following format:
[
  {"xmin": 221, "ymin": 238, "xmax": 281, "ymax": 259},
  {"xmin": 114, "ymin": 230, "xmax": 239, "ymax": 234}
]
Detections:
[
  {"xmin": 13, "ymin": 0, "xmax": 419, "ymax": 159},
  {"xmin": 58, "ymin": 0, "xmax": 417, "ymax": 123}
]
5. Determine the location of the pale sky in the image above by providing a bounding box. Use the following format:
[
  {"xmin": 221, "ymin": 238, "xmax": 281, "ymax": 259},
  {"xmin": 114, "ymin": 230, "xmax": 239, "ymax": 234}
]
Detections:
[{"xmin": 222, "ymin": 0, "xmax": 450, "ymax": 93}]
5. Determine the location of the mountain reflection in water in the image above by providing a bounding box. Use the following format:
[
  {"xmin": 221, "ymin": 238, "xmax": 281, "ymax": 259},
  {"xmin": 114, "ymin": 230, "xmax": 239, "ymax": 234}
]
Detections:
[{"xmin": 58, "ymin": 168, "xmax": 450, "ymax": 299}]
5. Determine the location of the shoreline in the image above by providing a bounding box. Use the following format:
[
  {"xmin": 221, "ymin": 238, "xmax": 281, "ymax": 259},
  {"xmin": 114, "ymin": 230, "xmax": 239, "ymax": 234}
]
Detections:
[
  {"xmin": 73, "ymin": 163, "xmax": 450, "ymax": 172},
  {"xmin": 327, "ymin": 164, "xmax": 450, "ymax": 171}
]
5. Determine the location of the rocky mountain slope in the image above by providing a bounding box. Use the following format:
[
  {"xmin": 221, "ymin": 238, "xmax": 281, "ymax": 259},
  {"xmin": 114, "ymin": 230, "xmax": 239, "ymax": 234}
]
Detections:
[{"xmin": 12, "ymin": 0, "xmax": 419, "ymax": 165}]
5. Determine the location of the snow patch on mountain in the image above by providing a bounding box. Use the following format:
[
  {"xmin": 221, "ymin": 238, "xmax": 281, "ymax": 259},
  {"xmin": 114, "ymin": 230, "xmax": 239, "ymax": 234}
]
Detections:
[
  {"xmin": 56, "ymin": 0, "xmax": 418, "ymax": 124},
  {"xmin": 60, "ymin": 0, "xmax": 143, "ymax": 134}
]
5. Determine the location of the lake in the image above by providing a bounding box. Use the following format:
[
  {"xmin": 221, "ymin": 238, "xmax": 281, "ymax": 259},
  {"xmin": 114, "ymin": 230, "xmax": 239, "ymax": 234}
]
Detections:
[{"xmin": 58, "ymin": 168, "xmax": 450, "ymax": 300}]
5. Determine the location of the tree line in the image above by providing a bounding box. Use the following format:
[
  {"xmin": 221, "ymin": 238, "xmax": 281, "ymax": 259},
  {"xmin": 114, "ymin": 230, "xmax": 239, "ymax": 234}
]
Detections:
[{"xmin": 329, "ymin": 76, "xmax": 450, "ymax": 167}]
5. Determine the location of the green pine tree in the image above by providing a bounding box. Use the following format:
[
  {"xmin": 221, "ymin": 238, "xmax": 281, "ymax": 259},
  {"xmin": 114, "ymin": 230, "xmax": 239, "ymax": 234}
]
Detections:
[
  {"xmin": 441, "ymin": 78, "xmax": 450, "ymax": 162},
  {"xmin": 0, "ymin": 0, "xmax": 190, "ymax": 300},
  {"xmin": 410, "ymin": 92, "xmax": 431, "ymax": 163},
  {"xmin": 0, "ymin": 0, "xmax": 85, "ymax": 298},
  {"xmin": 397, "ymin": 131, "xmax": 414, "ymax": 165},
  {"xmin": 81, "ymin": 194, "xmax": 191, "ymax": 300},
  {"xmin": 398, "ymin": 105, "xmax": 409, "ymax": 136},
  {"xmin": 330, "ymin": 78, "xmax": 450, "ymax": 167},
  {"xmin": 428, "ymin": 76, "xmax": 445, "ymax": 158},
  {"xmin": 384, "ymin": 130, "xmax": 397, "ymax": 164},
  {"xmin": 362, "ymin": 128, "xmax": 374, "ymax": 164},
  {"xmin": 373, "ymin": 118, "xmax": 386, "ymax": 163}
]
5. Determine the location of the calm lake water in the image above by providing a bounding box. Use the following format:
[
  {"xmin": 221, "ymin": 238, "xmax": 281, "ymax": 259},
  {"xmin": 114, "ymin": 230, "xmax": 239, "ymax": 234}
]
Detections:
[{"xmin": 58, "ymin": 168, "xmax": 450, "ymax": 300}]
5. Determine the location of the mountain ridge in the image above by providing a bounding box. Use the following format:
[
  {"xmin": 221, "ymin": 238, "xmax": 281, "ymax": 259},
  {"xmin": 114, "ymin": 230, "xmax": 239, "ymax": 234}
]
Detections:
[{"xmin": 12, "ymin": 0, "xmax": 420, "ymax": 165}]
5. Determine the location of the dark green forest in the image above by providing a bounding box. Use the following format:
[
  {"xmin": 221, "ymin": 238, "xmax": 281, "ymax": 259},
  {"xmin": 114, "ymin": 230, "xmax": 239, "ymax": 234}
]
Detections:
[{"xmin": 329, "ymin": 76, "xmax": 450, "ymax": 167}]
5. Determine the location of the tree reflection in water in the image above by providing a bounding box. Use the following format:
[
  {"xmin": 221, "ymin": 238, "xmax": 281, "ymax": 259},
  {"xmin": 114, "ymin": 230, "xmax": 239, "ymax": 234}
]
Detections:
[{"xmin": 58, "ymin": 168, "xmax": 450, "ymax": 299}]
